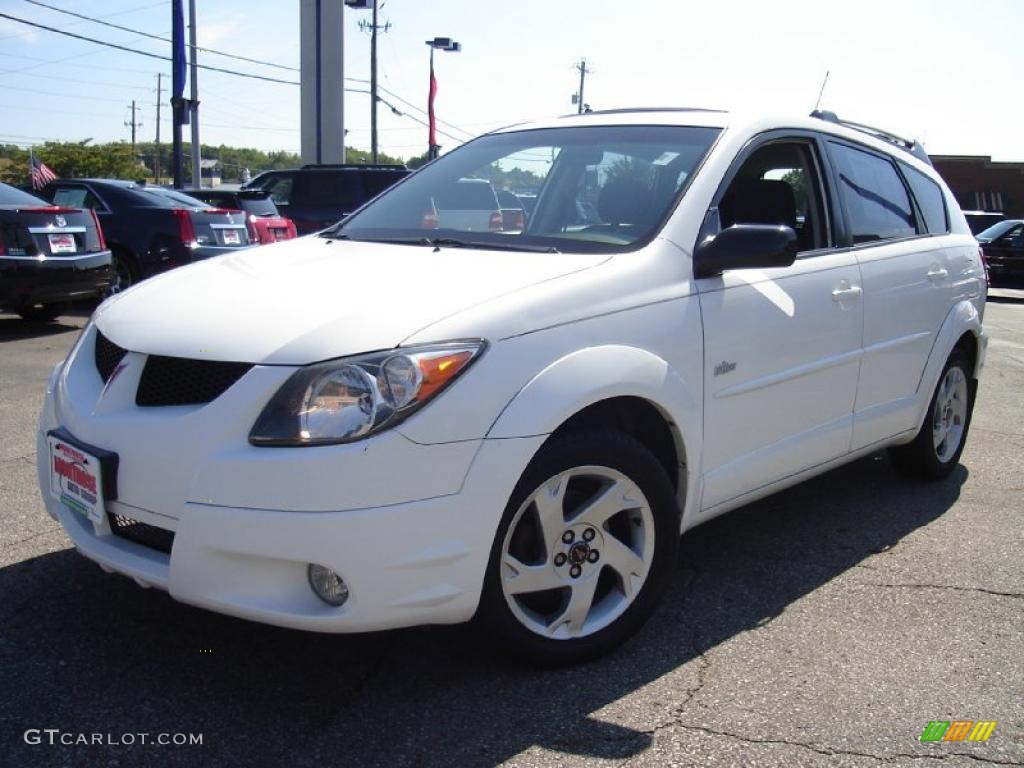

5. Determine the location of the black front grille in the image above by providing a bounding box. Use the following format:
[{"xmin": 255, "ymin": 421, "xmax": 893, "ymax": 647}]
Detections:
[
  {"xmin": 107, "ymin": 512, "xmax": 175, "ymax": 555},
  {"xmin": 136, "ymin": 355, "xmax": 253, "ymax": 407},
  {"xmin": 94, "ymin": 331, "xmax": 128, "ymax": 382}
]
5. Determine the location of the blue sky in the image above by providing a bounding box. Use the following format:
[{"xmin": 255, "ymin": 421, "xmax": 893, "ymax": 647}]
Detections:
[{"xmin": 0, "ymin": 0, "xmax": 1021, "ymax": 162}]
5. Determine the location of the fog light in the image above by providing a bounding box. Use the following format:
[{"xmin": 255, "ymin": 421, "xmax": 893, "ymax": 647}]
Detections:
[{"xmin": 308, "ymin": 564, "xmax": 350, "ymax": 606}]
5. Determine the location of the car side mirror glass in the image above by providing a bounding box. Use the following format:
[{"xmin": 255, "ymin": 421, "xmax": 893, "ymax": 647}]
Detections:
[{"xmin": 693, "ymin": 224, "xmax": 798, "ymax": 278}]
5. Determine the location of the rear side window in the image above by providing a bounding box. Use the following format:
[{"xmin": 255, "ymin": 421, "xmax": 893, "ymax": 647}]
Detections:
[
  {"xmin": 828, "ymin": 142, "xmax": 916, "ymax": 243},
  {"xmin": 51, "ymin": 186, "xmax": 106, "ymax": 211},
  {"xmin": 900, "ymin": 163, "xmax": 948, "ymax": 235}
]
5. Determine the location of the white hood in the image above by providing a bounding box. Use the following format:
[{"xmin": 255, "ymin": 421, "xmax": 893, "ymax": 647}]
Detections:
[{"xmin": 95, "ymin": 237, "xmax": 606, "ymax": 364}]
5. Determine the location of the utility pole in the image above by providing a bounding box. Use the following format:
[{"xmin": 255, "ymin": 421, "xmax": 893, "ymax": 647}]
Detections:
[
  {"xmin": 359, "ymin": 6, "xmax": 390, "ymax": 164},
  {"xmin": 574, "ymin": 58, "xmax": 591, "ymax": 114},
  {"xmin": 188, "ymin": 0, "xmax": 201, "ymax": 188},
  {"xmin": 125, "ymin": 100, "xmax": 141, "ymax": 153},
  {"xmin": 154, "ymin": 73, "xmax": 163, "ymax": 184}
]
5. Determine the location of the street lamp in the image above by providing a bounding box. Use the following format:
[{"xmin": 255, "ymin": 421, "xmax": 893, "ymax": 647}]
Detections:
[{"xmin": 426, "ymin": 37, "xmax": 461, "ymax": 160}]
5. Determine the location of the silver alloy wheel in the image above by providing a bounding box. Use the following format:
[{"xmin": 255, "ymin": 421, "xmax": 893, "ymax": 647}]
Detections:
[
  {"xmin": 500, "ymin": 465, "xmax": 655, "ymax": 640},
  {"xmin": 933, "ymin": 366, "xmax": 968, "ymax": 463}
]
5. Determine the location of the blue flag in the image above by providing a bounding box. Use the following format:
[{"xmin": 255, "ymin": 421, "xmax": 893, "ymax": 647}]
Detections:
[{"xmin": 172, "ymin": 0, "xmax": 186, "ymax": 100}]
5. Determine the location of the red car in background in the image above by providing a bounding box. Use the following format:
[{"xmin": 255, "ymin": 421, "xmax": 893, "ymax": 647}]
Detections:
[{"xmin": 184, "ymin": 188, "xmax": 297, "ymax": 244}]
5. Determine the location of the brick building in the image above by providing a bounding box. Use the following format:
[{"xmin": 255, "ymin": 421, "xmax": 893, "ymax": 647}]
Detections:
[{"xmin": 929, "ymin": 155, "xmax": 1024, "ymax": 217}]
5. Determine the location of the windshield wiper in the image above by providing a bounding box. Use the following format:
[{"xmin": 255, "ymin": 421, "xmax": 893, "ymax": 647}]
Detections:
[
  {"xmin": 319, "ymin": 233, "xmax": 559, "ymax": 253},
  {"xmin": 420, "ymin": 237, "xmax": 560, "ymax": 254}
]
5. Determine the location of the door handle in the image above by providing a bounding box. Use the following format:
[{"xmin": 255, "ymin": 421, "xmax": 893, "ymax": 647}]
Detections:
[
  {"xmin": 927, "ymin": 267, "xmax": 949, "ymax": 282},
  {"xmin": 831, "ymin": 285, "xmax": 862, "ymax": 302}
]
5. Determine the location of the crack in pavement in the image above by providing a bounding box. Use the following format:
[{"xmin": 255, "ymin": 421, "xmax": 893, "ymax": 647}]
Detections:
[
  {"xmin": 666, "ymin": 723, "xmax": 1024, "ymax": 765},
  {"xmin": 859, "ymin": 582, "xmax": 1023, "ymax": 600},
  {"xmin": 0, "ymin": 453, "xmax": 35, "ymax": 466}
]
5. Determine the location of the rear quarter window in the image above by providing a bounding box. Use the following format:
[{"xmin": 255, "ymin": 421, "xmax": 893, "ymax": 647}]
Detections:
[
  {"xmin": 828, "ymin": 142, "xmax": 917, "ymax": 243},
  {"xmin": 900, "ymin": 163, "xmax": 948, "ymax": 235}
]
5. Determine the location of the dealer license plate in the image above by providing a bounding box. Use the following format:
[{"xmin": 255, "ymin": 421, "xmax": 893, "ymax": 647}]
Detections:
[
  {"xmin": 47, "ymin": 435, "xmax": 104, "ymax": 523},
  {"xmin": 48, "ymin": 233, "xmax": 76, "ymax": 253}
]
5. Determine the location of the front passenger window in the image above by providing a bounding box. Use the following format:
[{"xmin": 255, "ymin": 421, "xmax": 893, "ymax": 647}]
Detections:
[{"xmin": 717, "ymin": 141, "xmax": 829, "ymax": 253}]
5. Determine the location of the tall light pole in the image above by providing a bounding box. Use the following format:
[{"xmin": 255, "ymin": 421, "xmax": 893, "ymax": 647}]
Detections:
[
  {"xmin": 425, "ymin": 37, "xmax": 460, "ymax": 160},
  {"xmin": 188, "ymin": 0, "xmax": 201, "ymax": 187}
]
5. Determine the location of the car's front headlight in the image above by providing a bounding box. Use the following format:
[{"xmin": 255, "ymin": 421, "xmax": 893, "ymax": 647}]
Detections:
[{"xmin": 249, "ymin": 340, "xmax": 485, "ymax": 446}]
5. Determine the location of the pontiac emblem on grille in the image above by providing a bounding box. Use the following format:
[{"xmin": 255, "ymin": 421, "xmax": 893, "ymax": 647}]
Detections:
[{"xmin": 101, "ymin": 359, "xmax": 129, "ymax": 398}]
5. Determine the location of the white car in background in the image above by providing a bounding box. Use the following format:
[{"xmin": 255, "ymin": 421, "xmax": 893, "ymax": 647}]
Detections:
[{"xmin": 37, "ymin": 108, "xmax": 987, "ymax": 665}]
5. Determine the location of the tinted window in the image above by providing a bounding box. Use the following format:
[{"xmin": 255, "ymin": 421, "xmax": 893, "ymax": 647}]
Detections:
[
  {"xmin": 360, "ymin": 171, "xmax": 407, "ymax": 198},
  {"xmin": 0, "ymin": 182, "xmax": 46, "ymax": 206},
  {"xmin": 901, "ymin": 163, "xmax": 947, "ymax": 235},
  {"xmin": 263, "ymin": 175, "xmax": 294, "ymax": 205},
  {"xmin": 236, "ymin": 195, "xmax": 278, "ymax": 216},
  {"xmin": 829, "ymin": 142, "xmax": 916, "ymax": 243},
  {"xmin": 294, "ymin": 173, "xmax": 363, "ymax": 209}
]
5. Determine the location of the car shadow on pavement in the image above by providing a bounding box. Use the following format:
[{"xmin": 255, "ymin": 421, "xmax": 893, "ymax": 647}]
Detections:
[
  {"xmin": 0, "ymin": 454, "xmax": 967, "ymax": 768},
  {"xmin": 0, "ymin": 316, "xmax": 85, "ymax": 342}
]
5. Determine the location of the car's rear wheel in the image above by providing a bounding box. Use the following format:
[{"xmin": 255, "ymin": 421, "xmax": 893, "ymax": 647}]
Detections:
[
  {"xmin": 17, "ymin": 302, "xmax": 68, "ymax": 322},
  {"xmin": 477, "ymin": 428, "xmax": 679, "ymax": 665},
  {"xmin": 107, "ymin": 248, "xmax": 138, "ymax": 296},
  {"xmin": 888, "ymin": 348, "xmax": 975, "ymax": 479}
]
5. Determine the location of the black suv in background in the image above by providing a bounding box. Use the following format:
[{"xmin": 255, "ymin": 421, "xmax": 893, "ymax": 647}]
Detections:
[
  {"xmin": 0, "ymin": 182, "xmax": 111, "ymax": 321},
  {"xmin": 243, "ymin": 164, "xmax": 410, "ymax": 234},
  {"xmin": 39, "ymin": 179, "xmax": 251, "ymax": 292}
]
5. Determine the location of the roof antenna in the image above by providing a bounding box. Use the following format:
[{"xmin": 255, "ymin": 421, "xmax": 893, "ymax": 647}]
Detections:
[{"xmin": 813, "ymin": 70, "xmax": 830, "ymax": 112}]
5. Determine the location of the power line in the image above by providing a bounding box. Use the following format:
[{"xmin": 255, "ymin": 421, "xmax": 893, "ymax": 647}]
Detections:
[
  {"xmin": 0, "ymin": 12, "xmax": 300, "ymax": 85},
  {"xmin": 12, "ymin": 70, "xmax": 158, "ymax": 91},
  {"xmin": 0, "ymin": 82, "xmax": 126, "ymax": 103},
  {"xmin": 0, "ymin": 0, "xmax": 165, "ymax": 42},
  {"xmin": 21, "ymin": 0, "xmax": 302, "ymax": 73},
  {"xmin": 1, "ymin": 10, "xmax": 478, "ymax": 149}
]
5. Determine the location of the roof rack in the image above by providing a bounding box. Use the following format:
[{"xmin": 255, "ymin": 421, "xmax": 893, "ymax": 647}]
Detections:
[
  {"xmin": 300, "ymin": 163, "xmax": 407, "ymax": 170},
  {"xmin": 810, "ymin": 110, "xmax": 932, "ymax": 166}
]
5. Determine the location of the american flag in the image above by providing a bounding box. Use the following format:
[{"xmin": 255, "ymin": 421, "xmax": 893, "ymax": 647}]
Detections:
[{"xmin": 29, "ymin": 153, "xmax": 57, "ymax": 190}]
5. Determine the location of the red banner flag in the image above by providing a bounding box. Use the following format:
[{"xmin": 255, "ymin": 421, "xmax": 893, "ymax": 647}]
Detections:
[{"xmin": 428, "ymin": 64, "xmax": 438, "ymax": 149}]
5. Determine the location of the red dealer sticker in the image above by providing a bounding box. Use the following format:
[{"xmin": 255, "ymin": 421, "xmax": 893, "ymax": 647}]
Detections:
[{"xmin": 48, "ymin": 436, "xmax": 104, "ymax": 523}]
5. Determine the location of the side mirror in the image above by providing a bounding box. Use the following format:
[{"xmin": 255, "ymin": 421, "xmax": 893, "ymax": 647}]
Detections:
[{"xmin": 693, "ymin": 224, "xmax": 798, "ymax": 278}]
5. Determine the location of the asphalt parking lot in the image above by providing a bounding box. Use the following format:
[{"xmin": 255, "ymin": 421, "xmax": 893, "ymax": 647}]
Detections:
[{"xmin": 1, "ymin": 293, "xmax": 1021, "ymax": 768}]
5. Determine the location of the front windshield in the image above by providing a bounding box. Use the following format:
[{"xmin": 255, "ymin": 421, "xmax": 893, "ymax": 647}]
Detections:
[{"xmin": 334, "ymin": 125, "xmax": 720, "ymax": 253}]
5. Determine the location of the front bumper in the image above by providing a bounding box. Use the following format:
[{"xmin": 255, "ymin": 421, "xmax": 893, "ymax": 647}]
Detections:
[
  {"xmin": 0, "ymin": 251, "xmax": 111, "ymax": 308},
  {"xmin": 37, "ymin": 329, "xmax": 544, "ymax": 631}
]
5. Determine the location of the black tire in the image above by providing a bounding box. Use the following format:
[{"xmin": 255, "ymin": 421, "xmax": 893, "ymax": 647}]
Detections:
[
  {"xmin": 17, "ymin": 302, "xmax": 68, "ymax": 322},
  {"xmin": 107, "ymin": 248, "xmax": 138, "ymax": 296},
  {"xmin": 888, "ymin": 348, "xmax": 976, "ymax": 480},
  {"xmin": 476, "ymin": 428, "xmax": 680, "ymax": 666}
]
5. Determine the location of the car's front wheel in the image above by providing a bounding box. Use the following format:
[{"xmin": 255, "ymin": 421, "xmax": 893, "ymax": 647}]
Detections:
[{"xmin": 477, "ymin": 429, "xmax": 679, "ymax": 665}]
